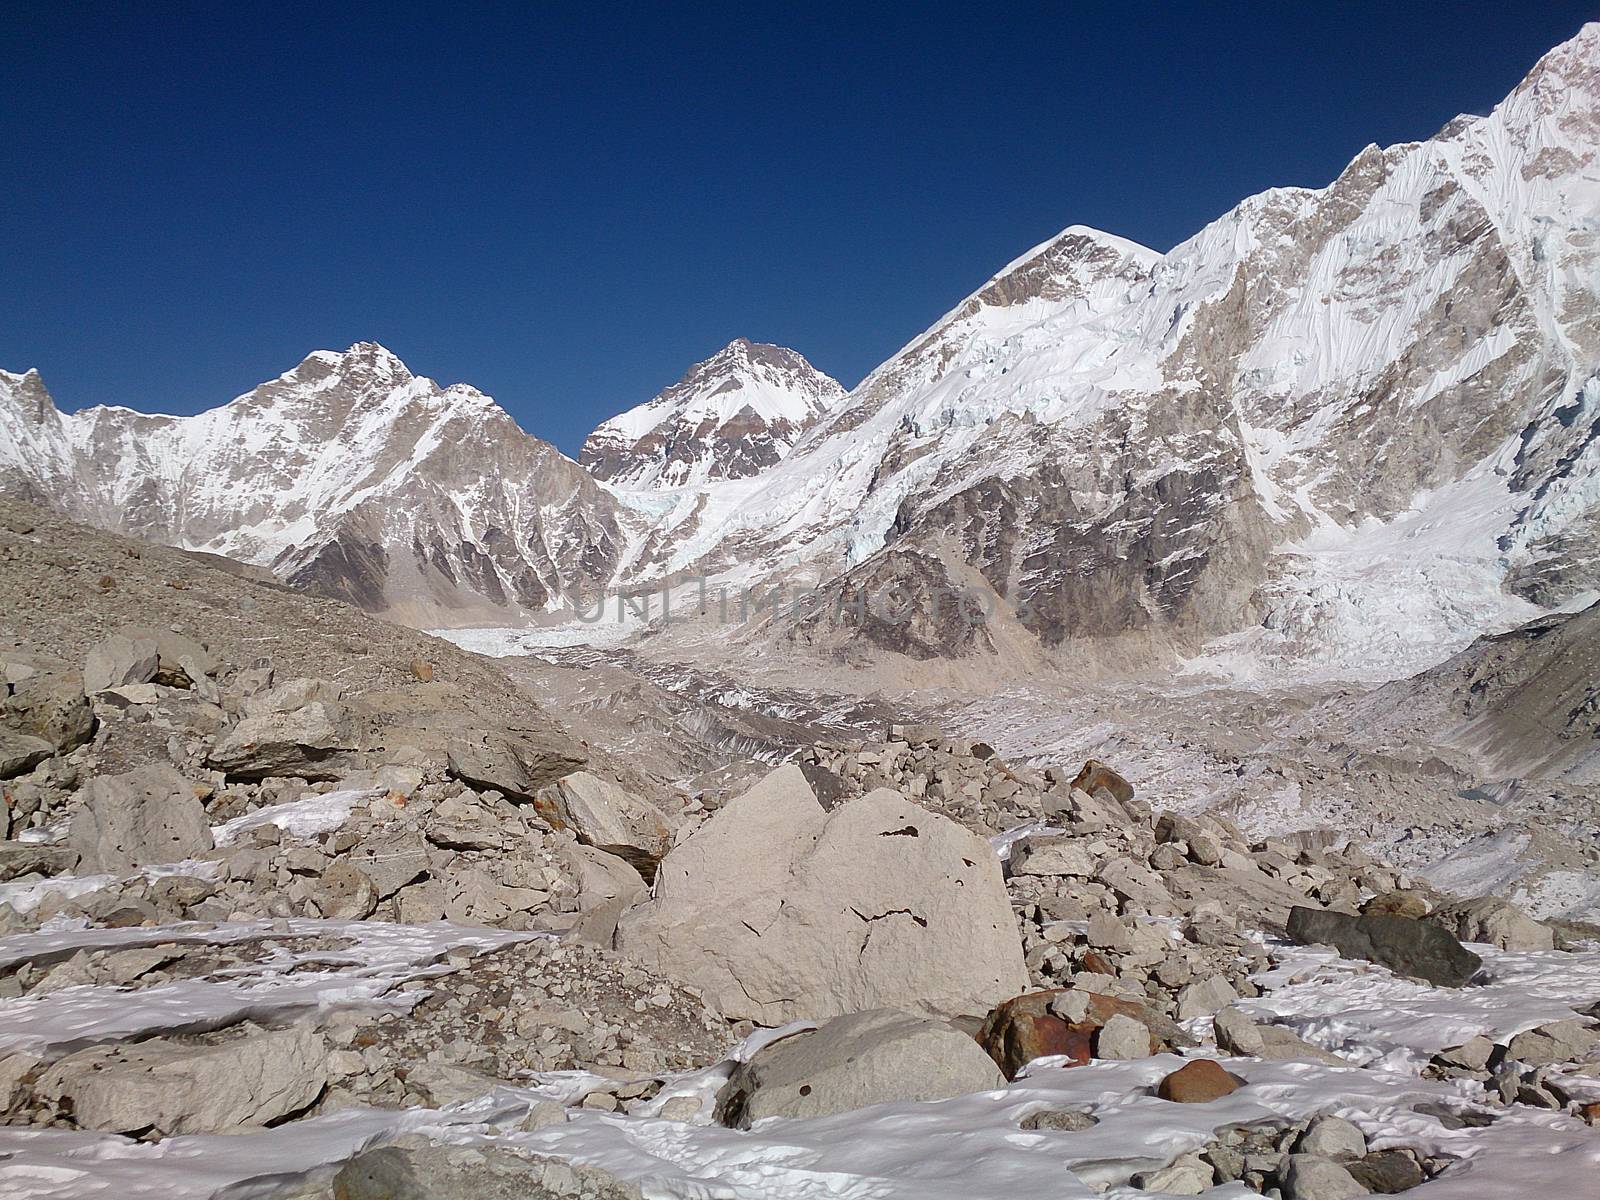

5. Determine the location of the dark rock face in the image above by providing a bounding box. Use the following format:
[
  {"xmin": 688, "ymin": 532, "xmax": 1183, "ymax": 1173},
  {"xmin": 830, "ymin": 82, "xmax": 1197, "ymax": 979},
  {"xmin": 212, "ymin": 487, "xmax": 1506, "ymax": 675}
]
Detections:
[{"xmin": 1287, "ymin": 905, "xmax": 1483, "ymax": 987}]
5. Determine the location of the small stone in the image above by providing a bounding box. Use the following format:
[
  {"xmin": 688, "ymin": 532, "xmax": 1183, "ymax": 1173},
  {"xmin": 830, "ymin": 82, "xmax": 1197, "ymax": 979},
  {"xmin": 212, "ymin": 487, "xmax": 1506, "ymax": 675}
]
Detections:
[{"xmin": 1020, "ymin": 1107, "xmax": 1098, "ymax": 1132}]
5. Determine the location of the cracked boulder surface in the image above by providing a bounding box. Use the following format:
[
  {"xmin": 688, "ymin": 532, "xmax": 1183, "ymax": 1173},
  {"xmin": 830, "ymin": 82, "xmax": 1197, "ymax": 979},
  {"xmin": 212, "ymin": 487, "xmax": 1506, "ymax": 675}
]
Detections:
[{"xmin": 617, "ymin": 764, "xmax": 1027, "ymax": 1024}]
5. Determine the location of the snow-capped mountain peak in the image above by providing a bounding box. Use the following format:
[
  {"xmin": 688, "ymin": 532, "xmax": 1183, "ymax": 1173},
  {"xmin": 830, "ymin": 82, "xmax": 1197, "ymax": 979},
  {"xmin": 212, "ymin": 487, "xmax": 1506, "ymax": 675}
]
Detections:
[{"xmin": 581, "ymin": 339, "xmax": 844, "ymax": 488}]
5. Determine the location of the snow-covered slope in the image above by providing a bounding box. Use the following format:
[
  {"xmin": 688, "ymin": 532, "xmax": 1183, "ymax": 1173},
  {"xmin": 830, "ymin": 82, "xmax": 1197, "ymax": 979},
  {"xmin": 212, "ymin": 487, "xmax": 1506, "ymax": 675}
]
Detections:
[
  {"xmin": 618, "ymin": 25, "xmax": 1600, "ymax": 668},
  {"xmin": 0, "ymin": 344, "xmax": 636, "ymax": 625},
  {"xmin": 581, "ymin": 339, "xmax": 843, "ymax": 488}
]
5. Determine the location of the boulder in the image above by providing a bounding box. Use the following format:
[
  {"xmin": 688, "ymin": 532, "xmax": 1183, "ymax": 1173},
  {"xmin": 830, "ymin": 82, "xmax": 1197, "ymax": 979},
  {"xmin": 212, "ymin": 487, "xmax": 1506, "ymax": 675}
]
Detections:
[
  {"xmin": 343, "ymin": 830, "xmax": 431, "ymax": 899},
  {"xmin": 1176, "ymin": 975, "xmax": 1239, "ymax": 1020},
  {"xmin": 82, "ymin": 631, "xmax": 159, "ymax": 694},
  {"xmin": 0, "ymin": 728, "xmax": 53, "ymax": 779},
  {"xmin": 1504, "ymin": 1019, "xmax": 1599, "ymax": 1067},
  {"xmin": 1287, "ymin": 905, "xmax": 1482, "ymax": 987},
  {"xmin": 1156, "ymin": 1059, "xmax": 1244, "ymax": 1103},
  {"xmin": 1130, "ymin": 1156, "xmax": 1213, "ymax": 1194},
  {"xmin": 1295, "ymin": 1115, "xmax": 1368, "ymax": 1159},
  {"xmin": 67, "ymin": 765, "xmax": 214, "ymax": 872},
  {"xmin": 1095, "ymin": 1012, "xmax": 1154, "ymax": 1060},
  {"xmin": 1347, "ymin": 1150, "xmax": 1425, "ymax": 1193},
  {"xmin": 331, "ymin": 1141, "xmax": 642, "ymax": 1200},
  {"xmin": 208, "ymin": 681, "xmax": 365, "ymax": 780},
  {"xmin": 1280, "ymin": 1154, "xmax": 1368, "ymax": 1200},
  {"xmin": 1212, "ymin": 1006, "xmax": 1347, "ymax": 1065},
  {"xmin": 2, "ymin": 671, "xmax": 93, "ymax": 752},
  {"xmin": 37, "ymin": 1024, "xmax": 326, "ymax": 1135},
  {"xmin": 446, "ymin": 729, "xmax": 585, "ymax": 803},
  {"xmin": 560, "ymin": 843, "xmax": 648, "ymax": 948},
  {"xmin": 618, "ymin": 765, "xmax": 1026, "ymax": 1024},
  {"xmin": 1427, "ymin": 896, "xmax": 1554, "ymax": 952},
  {"xmin": 0, "ymin": 841, "xmax": 78, "ymax": 881},
  {"xmin": 714, "ymin": 1008, "xmax": 1004, "ymax": 1127},
  {"xmin": 1010, "ymin": 835, "xmax": 1095, "ymax": 878},
  {"xmin": 542, "ymin": 772, "xmax": 675, "ymax": 878}
]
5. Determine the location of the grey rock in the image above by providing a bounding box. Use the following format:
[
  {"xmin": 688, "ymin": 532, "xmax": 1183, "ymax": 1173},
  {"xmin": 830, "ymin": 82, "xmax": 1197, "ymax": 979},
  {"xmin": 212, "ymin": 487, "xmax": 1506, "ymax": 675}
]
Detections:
[
  {"xmin": 446, "ymin": 729, "xmax": 585, "ymax": 804},
  {"xmin": 1287, "ymin": 905, "xmax": 1482, "ymax": 987},
  {"xmin": 67, "ymin": 765, "xmax": 214, "ymax": 872},
  {"xmin": 1094, "ymin": 1012, "xmax": 1153, "ymax": 1060},
  {"xmin": 544, "ymin": 772, "xmax": 675, "ymax": 877},
  {"xmin": 37, "ymin": 1024, "xmax": 326, "ymax": 1135},
  {"xmin": 1129, "ymin": 1156, "xmax": 1212, "ymax": 1194},
  {"xmin": 1296, "ymin": 1115, "xmax": 1368, "ymax": 1159},
  {"xmin": 330, "ymin": 1141, "xmax": 642, "ymax": 1200},
  {"xmin": 1347, "ymin": 1150, "xmax": 1425, "ymax": 1194},
  {"xmin": 1428, "ymin": 896, "xmax": 1554, "ymax": 952},
  {"xmin": 1504, "ymin": 1019, "xmax": 1599, "ymax": 1068},
  {"xmin": 1280, "ymin": 1153, "xmax": 1369, "ymax": 1199},
  {"xmin": 1, "ymin": 671, "xmax": 93, "ymax": 752},
  {"xmin": 619, "ymin": 766, "xmax": 1027, "ymax": 1024},
  {"xmin": 208, "ymin": 684, "xmax": 364, "ymax": 780},
  {"xmin": 82, "ymin": 631, "xmax": 159, "ymax": 694},
  {"xmin": 1176, "ymin": 974, "xmax": 1239, "ymax": 1020},
  {"xmin": 715, "ymin": 1008, "xmax": 1004, "ymax": 1128},
  {"xmin": 0, "ymin": 728, "xmax": 53, "ymax": 779},
  {"xmin": 1010, "ymin": 835, "xmax": 1095, "ymax": 878}
]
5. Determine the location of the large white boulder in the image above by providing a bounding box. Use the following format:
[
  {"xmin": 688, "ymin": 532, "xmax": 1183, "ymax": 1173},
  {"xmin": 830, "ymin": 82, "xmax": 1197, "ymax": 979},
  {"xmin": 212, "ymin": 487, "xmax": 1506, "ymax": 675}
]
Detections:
[{"xmin": 618, "ymin": 764, "xmax": 1026, "ymax": 1024}]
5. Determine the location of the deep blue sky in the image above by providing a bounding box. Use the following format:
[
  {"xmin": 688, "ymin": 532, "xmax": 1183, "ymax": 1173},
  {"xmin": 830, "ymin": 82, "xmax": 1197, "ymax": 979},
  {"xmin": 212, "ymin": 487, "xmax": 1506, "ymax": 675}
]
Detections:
[{"xmin": 3, "ymin": 3, "xmax": 1593, "ymax": 455}]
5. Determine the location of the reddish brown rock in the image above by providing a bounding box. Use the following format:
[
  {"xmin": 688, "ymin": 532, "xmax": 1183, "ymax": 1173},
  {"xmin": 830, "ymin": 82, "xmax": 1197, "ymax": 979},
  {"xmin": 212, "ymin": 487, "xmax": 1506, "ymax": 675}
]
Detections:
[
  {"xmin": 1156, "ymin": 1059, "xmax": 1245, "ymax": 1103},
  {"xmin": 976, "ymin": 989, "xmax": 1172, "ymax": 1080},
  {"xmin": 1081, "ymin": 950, "xmax": 1116, "ymax": 975},
  {"xmin": 1071, "ymin": 760, "xmax": 1134, "ymax": 805}
]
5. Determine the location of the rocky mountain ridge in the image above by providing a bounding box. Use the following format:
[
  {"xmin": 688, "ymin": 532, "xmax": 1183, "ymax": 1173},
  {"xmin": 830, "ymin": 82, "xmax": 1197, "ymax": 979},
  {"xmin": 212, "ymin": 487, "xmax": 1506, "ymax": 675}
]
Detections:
[
  {"xmin": 4, "ymin": 25, "xmax": 1599, "ymax": 680},
  {"xmin": 580, "ymin": 338, "xmax": 843, "ymax": 488}
]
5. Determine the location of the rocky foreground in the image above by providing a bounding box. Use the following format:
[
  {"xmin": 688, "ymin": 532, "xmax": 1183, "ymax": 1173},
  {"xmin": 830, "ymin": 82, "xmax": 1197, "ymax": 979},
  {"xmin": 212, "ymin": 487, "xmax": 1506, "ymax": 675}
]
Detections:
[{"xmin": 1, "ymin": 506, "xmax": 1598, "ymax": 1198}]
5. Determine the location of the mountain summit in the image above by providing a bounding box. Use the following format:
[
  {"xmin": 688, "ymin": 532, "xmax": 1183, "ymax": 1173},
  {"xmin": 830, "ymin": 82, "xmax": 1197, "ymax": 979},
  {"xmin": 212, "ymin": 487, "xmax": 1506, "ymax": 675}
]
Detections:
[{"xmin": 581, "ymin": 339, "xmax": 844, "ymax": 489}]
